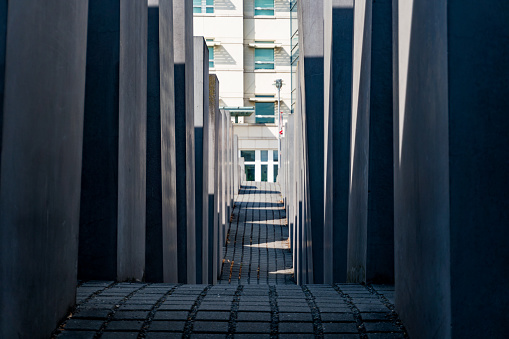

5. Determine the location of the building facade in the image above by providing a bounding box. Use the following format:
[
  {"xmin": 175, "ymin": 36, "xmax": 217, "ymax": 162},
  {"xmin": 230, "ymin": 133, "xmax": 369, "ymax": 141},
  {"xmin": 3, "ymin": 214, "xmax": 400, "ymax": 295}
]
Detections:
[{"xmin": 193, "ymin": 0, "xmax": 291, "ymax": 182}]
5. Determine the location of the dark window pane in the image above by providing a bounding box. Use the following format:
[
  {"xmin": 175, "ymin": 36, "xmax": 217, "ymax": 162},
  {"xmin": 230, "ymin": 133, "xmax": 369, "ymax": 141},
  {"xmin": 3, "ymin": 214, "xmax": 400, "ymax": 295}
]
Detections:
[
  {"xmin": 241, "ymin": 150, "xmax": 255, "ymax": 162},
  {"xmin": 261, "ymin": 165, "xmax": 268, "ymax": 182},
  {"xmin": 255, "ymin": 117, "xmax": 275, "ymax": 123},
  {"xmin": 274, "ymin": 164, "xmax": 278, "ymax": 182},
  {"xmin": 273, "ymin": 150, "xmax": 278, "ymax": 161},
  {"xmin": 256, "ymin": 102, "xmax": 274, "ymax": 116},
  {"xmin": 245, "ymin": 165, "xmax": 255, "ymax": 182},
  {"xmin": 206, "ymin": 7, "xmax": 214, "ymax": 13},
  {"xmin": 255, "ymin": 9, "xmax": 274, "ymax": 16},
  {"xmin": 261, "ymin": 150, "xmax": 268, "ymax": 162}
]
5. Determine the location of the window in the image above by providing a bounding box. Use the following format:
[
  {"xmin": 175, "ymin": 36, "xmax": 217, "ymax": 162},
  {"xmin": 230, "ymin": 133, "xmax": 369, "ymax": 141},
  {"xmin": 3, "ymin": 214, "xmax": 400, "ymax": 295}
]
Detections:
[
  {"xmin": 256, "ymin": 102, "xmax": 275, "ymax": 123},
  {"xmin": 194, "ymin": 0, "xmax": 214, "ymax": 14},
  {"xmin": 273, "ymin": 150, "xmax": 278, "ymax": 161},
  {"xmin": 245, "ymin": 165, "xmax": 255, "ymax": 181},
  {"xmin": 261, "ymin": 165, "xmax": 268, "ymax": 182},
  {"xmin": 255, "ymin": 0, "xmax": 274, "ymax": 16},
  {"xmin": 261, "ymin": 150, "xmax": 268, "ymax": 162},
  {"xmin": 208, "ymin": 46, "xmax": 214, "ymax": 68},
  {"xmin": 241, "ymin": 150, "xmax": 256, "ymax": 162},
  {"xmin": 255, "ymin": 48, "xmax": 274, "ymax": 70},
  {"xmin": 274, "ymin": 164, "xmax": 278, "ymax": 182}
]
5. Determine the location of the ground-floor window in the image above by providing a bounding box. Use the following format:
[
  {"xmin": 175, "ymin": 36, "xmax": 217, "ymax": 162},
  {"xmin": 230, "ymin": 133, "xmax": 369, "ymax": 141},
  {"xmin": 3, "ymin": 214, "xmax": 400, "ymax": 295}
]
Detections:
[{"xmin": 241, "ymin": 149, "xmax": 278, "ymax": 182}]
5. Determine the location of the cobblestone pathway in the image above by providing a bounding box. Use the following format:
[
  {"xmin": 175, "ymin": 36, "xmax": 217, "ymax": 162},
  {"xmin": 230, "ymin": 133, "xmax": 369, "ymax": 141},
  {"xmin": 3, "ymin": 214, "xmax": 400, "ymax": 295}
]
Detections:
[
  {"xmin": 220, "ymin": 182, "xmax": 293, "ymax": 285},
  {"xmin": 54, "ymin": 282, "xmax": 407, "ymax": 338},
  {"xmin": 53, "ymin": 182, "xmax": 408, "ymax": 338}
]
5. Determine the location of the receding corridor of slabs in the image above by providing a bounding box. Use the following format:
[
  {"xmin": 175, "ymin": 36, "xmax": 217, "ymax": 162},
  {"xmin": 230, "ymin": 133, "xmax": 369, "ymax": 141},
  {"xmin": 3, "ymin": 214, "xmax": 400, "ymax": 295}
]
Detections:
[{"xmin": 219, "ymin": 182, "xmax": 294, "ymax": 285}]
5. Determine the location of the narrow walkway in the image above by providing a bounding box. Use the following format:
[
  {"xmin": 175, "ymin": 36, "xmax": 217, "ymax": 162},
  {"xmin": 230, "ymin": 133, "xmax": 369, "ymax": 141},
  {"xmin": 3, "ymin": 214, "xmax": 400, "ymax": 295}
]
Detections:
[
  {"xmin": 53, "ymin": 182, "xmax": 408, "ymax": 338},
  {"xmin": 220, "ymin": 182, "xmax": 293, "ymax": 285}
]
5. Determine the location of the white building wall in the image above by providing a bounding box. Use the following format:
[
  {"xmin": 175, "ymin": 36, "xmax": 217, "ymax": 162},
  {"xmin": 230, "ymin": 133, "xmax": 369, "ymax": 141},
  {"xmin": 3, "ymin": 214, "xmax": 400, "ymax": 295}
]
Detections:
[{"xmin": 194, "ymin": 0, "xmax": 291, "ymax": 182}]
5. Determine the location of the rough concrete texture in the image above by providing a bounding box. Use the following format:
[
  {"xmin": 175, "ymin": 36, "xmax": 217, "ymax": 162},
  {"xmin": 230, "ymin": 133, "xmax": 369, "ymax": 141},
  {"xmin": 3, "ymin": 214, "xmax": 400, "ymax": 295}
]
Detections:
[
  {"xmin": 0, "ymin": 0, "xmax": 6, "ymax": 171},
  {"xmin": 79, "ymin": 0, "xmax": 121, "ymax": 281},
  {"xmin": 208, "ymin": 75, "xmax": 220, "ymax": 284},
  {"xmin": 395, "ymin": 1, "xmax": 509, "ymax": 338},
  {"xmin": 117, "ymin": 0, "xmax": 148, "ymax": 282},
  {"xmin": 0, "ymin": 2, "xmax": 89, "ymax": 338},
  {"xmin": 323, "ymin": 0, "xmax": 354, "ymax": 284},
  {"xmin": 146, "ymin": 0, "xmax": 177, "ymax": 283},
  {"xmin": 347, "ymin": 0, "xmax": 393, "ymax": 284},
  {"xmin": 174, "ymin": 0, "xmax": 196, "ymax": 284},
  {"xmin": 297, "ymin": 0, "xmax": 325, "ymax": 284},
  {"xmin": 193, "ymin": 36, "xmax": 210, "ymax": 284}
]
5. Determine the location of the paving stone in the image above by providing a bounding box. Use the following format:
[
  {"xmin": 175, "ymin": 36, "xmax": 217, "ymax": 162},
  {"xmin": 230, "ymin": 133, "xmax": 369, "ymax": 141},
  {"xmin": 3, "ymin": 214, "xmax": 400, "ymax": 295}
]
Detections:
[
  {"xmin": 236, "ymin": 312, "xmax": 271, "ymax": 322},
  {"xmin": 101, "ymin": 332, "xmax": 139, "ymax": 339},
  {"xmin": 153, "ymin": 310, "xmax": 190, "ymax": 320},
  {"xmin": 364, "ymin": 322, "xmax": 402, "ymax": 333},
  {"xmin": 191, "ymin": 334, "xmax": 228, "ymax": 339},
  {"xmin": 322, "ymin": 322, "xmax": 359, "ymax": 333},
  {"xmin": 196, "ymin": 311, "xmax": 231, "ymax": 321},
  {"xmin": 113, "ymin": 310, "xmax": 150, "ymax": 320},
  {"xmin": 279, "ymin": 334, "xmax": 315, "ymax": 339},
  {"xmin": 192, "ymin": 321, "xmax": 229, "ymax": 333},
  {"xmin": 146, "ymin": 333, "xmax": 183, "ymax": 339},
  {"xmin": 149, "ymin": 320, "xmax": 186, "ymax": 332},
  {"xmin": 73, "ymin": 309, "xmax": 111, "ymax": 319},
  {"xmin": 238, "ymin": 305, "xmax": 271, "ymax": 312},
  {"xmin": 64, "ymin": 319, "xmax": 104, "ymax": 331},
  {"xmin": 235, "ymin": 321, "xmax": 271, "ymax": 333},
  {"xmin": 158, "ymin": 303, "xmax": 193, "ymax": 311},
  {"xmin": 367, "ymin": 333, "xmax": 405, "ymax": 339},
  {"xmin": 234, "ymin": 335, "xmax": 270, "ymax": 339},
  {"xmin": 119, "ymin": 304, "xmax": 154, "ymax": 311},
  {"xmin": 105, "ymin": 320, "xmax": 144, "ymax": 331},
  {"xmin": 361, "ymin": 313, "xmax": 393, "ymax": 322},
  {"xmin": 278, "ymin": 322, "xmax": 314, "ymax": 333},
  {"xmin": 320, "ymin": 313, "xmax": 355, "ymax": 322},
  {"xmin": 324, "ymin": 335, "xmax": 360, "ymax": 339},
  {"xmin": 355, "ymin": 304, "xmax": 390, "ymax": 313},
  {"xmin": 278, "ymin": 312, "xmax": 313, "ymax": 322},
  {"xmin": 56, "ymin": 331, "xmax": 95, "ymax": 339}
]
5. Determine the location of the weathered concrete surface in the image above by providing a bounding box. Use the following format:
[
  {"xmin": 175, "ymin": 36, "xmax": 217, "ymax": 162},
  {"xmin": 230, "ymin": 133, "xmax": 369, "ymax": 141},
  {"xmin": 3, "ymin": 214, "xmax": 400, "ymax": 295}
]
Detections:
[
  {"xmin": 323, "ymin": 0, "xmax": 354, "ymax": 284},
  {"xmin": 174, "ymin": 0, "xmax": 196, "ymax": 284},
  {"xmin": 0, "ymin": 0, "xmax": 6, "ymax": 172},
  {"xmin": 117, "ymin": 0, "xmax": 147, "ymax": 282},
  {"xmin": 79, "ymin": 0, "xmax": 121, "ymax": 281},
  {"xmin": 208, "ymin": 74, "xmax": 220, "ymax": 284},
  {"xmin": 297, "ymin": 0, "xmax": 325, "ymax": 284},
  {"xmin": 194, "ymin": 36, "xmax": 210, "ymax": 284},
  {"xmin": 0, "ymin": 2, "xmax": 89, "ymax": 337},
  {"xmin": 394, "ymin": 1, "xmax": 509, "ymax": 338},
  {"xmin": 347, "ymin": 0, "xmax": 393, "ymax": 284},
  {"xmin": 79, "ymin": 0, "xmax": 148, "ymax": 282},
  {"xmin": 146, "ymin": 0, "xmax": 177, "ymax": 283}
]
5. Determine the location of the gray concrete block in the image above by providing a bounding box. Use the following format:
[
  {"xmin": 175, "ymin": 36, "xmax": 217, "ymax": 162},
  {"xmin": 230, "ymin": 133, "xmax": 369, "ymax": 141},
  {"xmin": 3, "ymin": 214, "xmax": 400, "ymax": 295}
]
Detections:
[
  {"xmin": 146, "ymin": 0, "xmax": 177, "ymax": 283},
  {"xmin": 347, "ymin": 0, "xmax": 393, "ymax": 284},
  {"xmin": 208, "ymin": 75, "xmax": 220, "ymax": 283},
  {"xmin": 173, "ymin": 0, "xmax": 196, "ymax": 283},
  {"xmin": 233, "ymin": 135, "xmax": 239, "ymax": 192},
  {"xmin": 0, "ymin": 1, "xmax": 89, "ymax": 337},
  {"xmin": 323, "ymin": 0, "xmax": 354, "ymax": 284},
  {"xmin": 297, "ymin": 0, "xmax": 325, "ymax": 284},
  {"xmin": 79, "ymin": 0, "xmax": 148, "ymax": 282},
  {"xmin": 394, "ymin": 1, "xmax": 509, "ymax": 338},
  {"xmin": 0, "ymin": 0, "xmax": 6, "ymax": 175},
  {"xmin": 194, "ymin": 36, "xmax": 210, "ymax": 284},
  {"xmin": 117, "ymin": 0, "xmax": 148, "ymax": 284}
]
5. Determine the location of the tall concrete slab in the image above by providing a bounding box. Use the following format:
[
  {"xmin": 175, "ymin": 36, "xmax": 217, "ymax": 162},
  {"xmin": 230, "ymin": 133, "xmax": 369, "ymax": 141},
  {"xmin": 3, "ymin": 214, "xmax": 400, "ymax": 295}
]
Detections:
[
  {"xmin": 208, "ymin": 75, "xmax": 220, "ymax": 284},
  {"xmin": 233, "ymin": 134, "xmax": 239, "ymax": 192},
  {"xmin": 79, "ymin": 0, "xmax": 121, "ymax": 281},
  {"xmin": 117, "ymin": 0, "xmax": 148, "ymax": 282},
  {"xmin": 0, "ymin": 0, "xmax": 6, "ymax": 172},
  {"xmin": 347, "ymin": 0, "xmax": 393, "ymax": 284},
  {"xmin": 79, "ymin": 0, "xmax": 148, "ymax": 282},
  {"xmin": 297, "ymin": 0, "xmax": 325, "ymax": 284},
  {"xmin": 323, "ymin": 0, "xmax": 354, "ymax": 284},
  {"xmin": 0, "ymin": 2, "xmax": 89, "ymax": 337},
  {"xmin": 174, "ymin": 0, "xmax": 196, "ymax": 283},
  {"xmin": 146, "ymin": 0, "xmax": 177, "ymax": 283},
  {"xmin": 194, "ymin": 36, "xmax": 210, "ymax": 284},
  {"xmin": 394, "ymin": 0, "xmax": 509, "ymax": 337}
]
